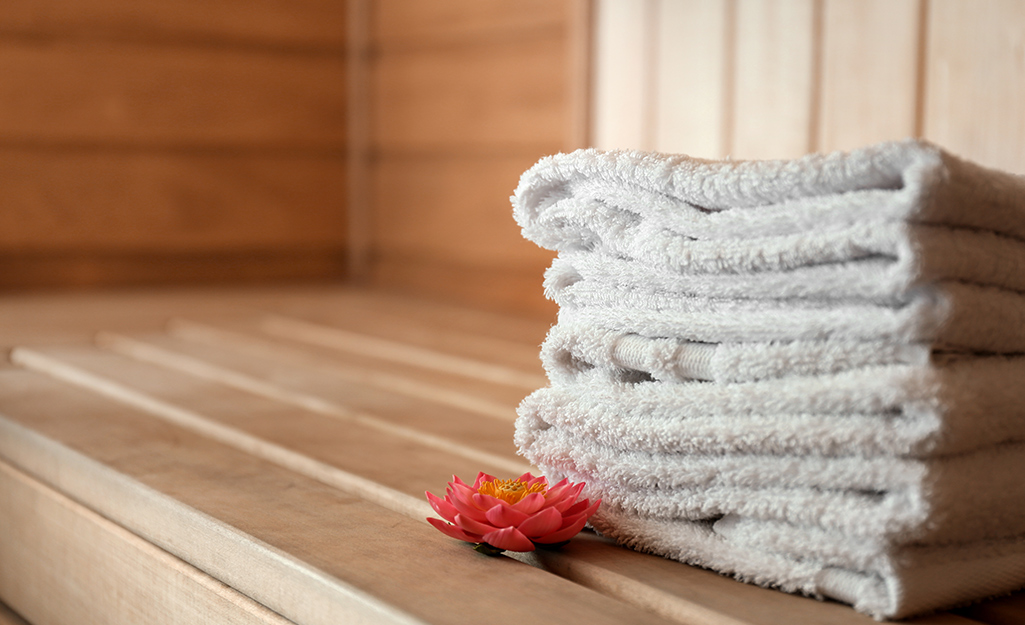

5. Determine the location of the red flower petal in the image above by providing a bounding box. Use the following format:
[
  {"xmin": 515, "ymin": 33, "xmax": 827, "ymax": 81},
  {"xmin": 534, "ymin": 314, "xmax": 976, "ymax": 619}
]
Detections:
[
  {"xmin": 472, "ymin": 472, "xmax": 496, "ymax": 489},
  {"xmin": 485, "ymin": 503, "xmax": 529, "ymax": 528},
  {"xmin": 427, "ymin": 517, "xmax": 481, "ymax": 543},
  {"xmin": 426, "ymin": 491, "xmax": 458, "ymax": 523},
  {"xmin": 511, "ymin": 492, "xmax": 546, "ymax": 515},
  {"xmin": 454, "ymin": 513, "xmax": 496, "ymax": 536},
  {"xmin": 450, "ymin": 491, "xmax": 489, "ymax": 523},
  {"xmin": 561, "ymin": 498, "xmax": 592, "ymax": 518},
  {"xmin": 483, "ymin": 526, "xmax": 535, "ymax": 552},
  {"xmin": 517, "ymin": 507, "xmax": 562, "ymax": 538},
  {"xmin": 472, "ymin": 492, "xmax": 502, "ymax": 510},
  {"xmin": 558, "ymin": 500, "xmax": 601, "ymax": 530},
  {"xmin": 533, "ymin": 515, "xmax": 590, "ymax": 544}
]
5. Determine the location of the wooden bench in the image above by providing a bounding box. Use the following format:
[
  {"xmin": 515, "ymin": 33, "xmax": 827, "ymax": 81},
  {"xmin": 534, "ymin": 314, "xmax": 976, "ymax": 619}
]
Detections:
[{"xmin": 1, "ymin": 286, "xmax": 1022, "ymax": 625}]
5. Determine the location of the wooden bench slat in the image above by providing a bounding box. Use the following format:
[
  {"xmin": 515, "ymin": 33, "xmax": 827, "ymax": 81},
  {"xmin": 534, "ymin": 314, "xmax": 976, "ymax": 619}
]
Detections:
[
  {"xmin": 96, "ymin": 331, "xmax": 525, "ymax": 461},
  {"xmin": 0, "ymin": 457, "xmax": 294, "ymax": 625},
  {"xmin": 10, "ymin": 340, "xmax": 920, "ymax": 625},
  {"xmin": 0, "ymin": 369, "xmax": 671, "ymax": 625},
  {"xmin": 167, "ymin": 317, "xmax": 533, "ymax": 412}
]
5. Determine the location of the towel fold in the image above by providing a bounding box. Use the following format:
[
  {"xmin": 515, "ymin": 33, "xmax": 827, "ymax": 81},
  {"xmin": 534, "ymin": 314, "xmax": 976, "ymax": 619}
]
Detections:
[
  {"xmin": 520, "ymin": 358, "xmax": 1025, "ymax": 458},
  {"xmin": 542, "ymin": 318, "xmax": 931, "ymax": 384},
  {"xmin": 588, "ymin": 506, "xmax": 1025, "ymax": 620},
  {"xmin": 513, "ymin": 140, "xmax": 1025, "ymax": 283}
]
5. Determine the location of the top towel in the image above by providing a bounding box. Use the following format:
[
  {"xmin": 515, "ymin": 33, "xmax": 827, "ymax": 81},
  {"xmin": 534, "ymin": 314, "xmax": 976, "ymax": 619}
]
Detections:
[{"xmin": 511, "ymin": 140, "xmax": 1025, "ymax": 302}]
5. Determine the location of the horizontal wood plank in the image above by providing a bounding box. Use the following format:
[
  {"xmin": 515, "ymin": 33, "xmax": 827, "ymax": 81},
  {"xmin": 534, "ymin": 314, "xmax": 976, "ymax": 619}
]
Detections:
[
  {"xmin": 371, "ymin": 154, "xmax": 554, "ymax": 266},
  {"xmin": 371, "ymin": 38, "xmax": 567, "ymax": 153},
  {"xmin": 371, "ymin": 0, "xmax": 568, "ymax": 51},
  {"xmin": 0, "ymin": 250, "xmax": 347, "ymax": 291},
  {"xmin": 0, "ymin": 458, "xmax": 293, "ymax": 625},
  {"xmin": 0, "ymin": 149, "xmax": 345, "ymax": 251},
  {"xmin": 0, "ymin": 42, "xmax": 345, "ymax": 149},
  {"xmin": 370, "ymin": 254, "xmax": 556, "ymax": 318},
  {"xmin": 0, "ymin": 0, "xmax": 346, "ymax": 50},
  {"xmin": 0, "ymin": 369, "xmax": 673, "ymax": 625}
]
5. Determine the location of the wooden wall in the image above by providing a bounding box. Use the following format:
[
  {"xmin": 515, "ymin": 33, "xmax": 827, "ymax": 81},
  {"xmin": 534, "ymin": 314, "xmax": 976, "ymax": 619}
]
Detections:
[
  {"xmin": 352, "ymin": 0, "xmax": 589, "ymax": 317},
  {"xmin": 593, "ymin": 0, "xmax": 1025, "ymax": 175},
  {"xmin": 0, "ymin": 1, "xmax": 349, "ymax": 289}
]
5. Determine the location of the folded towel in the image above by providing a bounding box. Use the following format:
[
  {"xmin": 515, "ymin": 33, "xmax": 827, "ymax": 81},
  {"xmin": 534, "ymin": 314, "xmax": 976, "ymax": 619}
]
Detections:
[
  {"xmin": 518, "ymin": 418, "xmax": 1025, "ymax": 542},
  {"xmin": 552, "ymin": 283, "xmax": 1025, "ymax": 353},
  {"xmin": 519, "ymin": 359, "xmax": 1025, "ymax": 458},
  {"xmin": 512, "ymin": 139, "xmax": 1025, "ymax": 294},
  {"xmin": 588, "ymin": 505, "xmax": 1025, "ymax": 620},
  {"xmin": 541, "ymin": 318, "xmax": 930, "ymax": 384},
  {"xmin": 511, "ymin": 140, "xmax": 1025, "ymax": 618}
]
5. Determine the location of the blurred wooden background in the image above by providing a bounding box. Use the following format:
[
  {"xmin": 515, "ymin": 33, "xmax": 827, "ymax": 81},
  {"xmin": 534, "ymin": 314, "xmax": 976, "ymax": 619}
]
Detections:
[
  {"xmin": 0, "ymin": 0, "xmax": 1022, "ymax": 316},
  {"xmin": 593, "ymin": 0, "xmax": 1025, "ymax": 172}
]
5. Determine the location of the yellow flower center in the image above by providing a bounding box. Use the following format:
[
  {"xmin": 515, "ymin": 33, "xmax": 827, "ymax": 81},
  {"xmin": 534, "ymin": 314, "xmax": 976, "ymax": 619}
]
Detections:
[{"xmin": 477, "ymin": 478, "xmax": 547, "ymax": 504}]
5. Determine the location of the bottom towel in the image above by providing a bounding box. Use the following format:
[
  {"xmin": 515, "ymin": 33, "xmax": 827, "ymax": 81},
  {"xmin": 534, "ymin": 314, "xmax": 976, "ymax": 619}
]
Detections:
[{"xmin": 587, "ymin": 504, "xmax": 1025, "ymax": 619}]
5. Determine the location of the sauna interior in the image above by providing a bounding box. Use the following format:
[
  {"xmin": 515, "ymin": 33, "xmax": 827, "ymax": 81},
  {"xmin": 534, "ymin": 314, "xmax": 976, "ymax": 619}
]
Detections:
[{"xmin": 1, "ymin": 1, "xmax": 1024, "ymax": 624}]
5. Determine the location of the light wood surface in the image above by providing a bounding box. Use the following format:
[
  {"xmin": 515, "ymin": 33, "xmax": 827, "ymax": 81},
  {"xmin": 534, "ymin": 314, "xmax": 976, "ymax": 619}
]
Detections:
[
  {"xmin": 0, "ymin": 368, "xmax": 672, "ymax": 625},
  {"xmin": 817, "ymin": 0, "xmax": 921, "ymax": 153},
  {"xmin": 593, "ymin": 0, "xmax": 1025, "ymax": 173},
  {"xmin": 0, "ymin": 287, "xmax": 1015, "ymax": 624},
  {"xmin": 0, "ymin": 458, "xmax": 293, "ymax": 625},
  {"xmin": 731, "ymin": 0, "xmax": 818, "ymax": 159}
]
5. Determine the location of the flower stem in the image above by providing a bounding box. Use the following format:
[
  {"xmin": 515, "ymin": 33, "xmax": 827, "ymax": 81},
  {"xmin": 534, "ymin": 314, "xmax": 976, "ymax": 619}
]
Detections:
[{"xmin": 473, "ymin": 543, "xmax": 505, "ymax": 557}]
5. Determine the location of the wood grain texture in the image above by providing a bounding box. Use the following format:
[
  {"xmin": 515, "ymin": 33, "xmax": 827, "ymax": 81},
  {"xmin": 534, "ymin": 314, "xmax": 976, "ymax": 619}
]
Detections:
[
  {"xmin": 0, "ymin": 149, "xmax": 345, "ymax": 251},
  {"xmin": 653, "ymin": 0, "xmax": 732, "ymax": 158},
  {"xmin": 0, "ymin": 0, "xmax": 347, "ymax": 50},
  {"xmin": 0, "ymin": 369, "xmax": 674, "ymax": 625},
  {"xmin": 372, "ymin": 38, "xmax": 567, "ymax": 154},
  {"xmin": 0, "ymin": 42, "xmax": 345, "ymax": 149},
  {"xmin": 923, "ymin": 0, "xmax": 1025, "ymax": 174},
  {"xmin": 0, "ymin": 288, "xmax": 1017, "ymax": 624},
  {"xmin": 370, "ymin": 254, "xmax": 557, "ymax": 318},
  {"xmin": 371, "ymin": 154, "xmax": 551, "ymax": 266},
  {"xmin": 817, "ymin": 0, "xmax": 920, "ymax": 152},
  {"xmin": 731, "ymin": 0, "xmax": 818, "ymax": 159},
  {"xmin": 371, "ymin": 0, "xmax": 569, "ymax": 51},
  {"xmin": 591, "ymin": 0, "xmax": 656, "ymax": 150},
  {"xmin": 0, "ymin": 250, "xmax": 347, "ymax": 291},
  {"xmin": 0, "ymin": 458, "xmax": 293, "ymax": 625}
]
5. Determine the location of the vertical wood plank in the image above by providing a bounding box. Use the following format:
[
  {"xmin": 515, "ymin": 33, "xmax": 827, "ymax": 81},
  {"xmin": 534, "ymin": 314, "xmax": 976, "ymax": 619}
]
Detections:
[
  {"xmin": 591, "ymin": 0, "xmax": 657, "ymax": 150},
  {"xmin": 817, "ymin": 0, "xmax": 920, "ymax": 152},
  {"xmin": 652, "ymin": 0, "xmax": 732, "ymax": 158},
  {"xmin": 924, "ymin": 0, "xmax": 1025, "ymax": 174},
  {"xmin": 731, "ymin": 0, "xmax": 818, "ymax": 159}
]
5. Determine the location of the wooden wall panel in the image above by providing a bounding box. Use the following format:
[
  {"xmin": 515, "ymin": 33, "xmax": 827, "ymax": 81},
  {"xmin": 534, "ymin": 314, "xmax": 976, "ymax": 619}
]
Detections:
[
  {"xmin": 0, "ymin": 151, "xmax": 345, "ymax": 251},
  {"xmin": 593, "ymin": 0, "xmax": 1024, "ymax": 174},
  {"xmin": 817, "ymin": 0, "xmax": 920, "ymax": 153},
  {"xmin": 0, "ymin": 0, "xmax": 347, "ymax": 49},
  {"xmin": 924, "ymin": 0, "xmax": 1025, "ymax": 174},
  {"xmin": 653, "ymin": 0, "xmax": 731, "ymax": 158},
  {"xmin": 371, "ymin": 0, "xmax": 568, "ymax": 50},
  {"xmin": 0, "ymin": 1, "xmax": 348, "ymax": 290},
  {"xmin": 591, "ymin": 0, "xmax": 655, "ymax": 151},
  {"xmin": 372, "ymin": 39, "xmax": 567, "ymax": 153},
  {"xmin": 361, "ymin": 0, "xmax": 583, "ymax": 317},
  {"xmin": 0, "ymin": 43, "xmax": 345, "ymax": 149},
  {"xmin": 731, "ymin": 0, "xmax": 817, "ymax": 159}
]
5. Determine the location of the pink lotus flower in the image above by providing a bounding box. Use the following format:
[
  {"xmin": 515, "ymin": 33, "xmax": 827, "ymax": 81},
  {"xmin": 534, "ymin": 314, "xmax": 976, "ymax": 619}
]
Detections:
[{"xmin": 426, "ymin": 471, "xmax": 600, "ymax": 553}]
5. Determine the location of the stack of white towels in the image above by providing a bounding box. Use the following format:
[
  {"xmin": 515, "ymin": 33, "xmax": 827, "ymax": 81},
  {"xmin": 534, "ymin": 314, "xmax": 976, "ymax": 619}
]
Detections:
[{"xmin": 511, "ymin": 139, "xmax": 1025, "ymax": 619}]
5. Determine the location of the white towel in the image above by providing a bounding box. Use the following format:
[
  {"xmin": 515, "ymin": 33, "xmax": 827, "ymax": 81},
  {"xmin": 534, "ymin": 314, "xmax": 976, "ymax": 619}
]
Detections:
[
  {"xmin": 551, "ymin": 283, "xmax": 1025, "ymax": 353},
  {"xmin": 588, "ymin": 505, "xmax": 1025, "ymax": 620},
  {"xmin": 541, "ymin": 318, "xmax": 930, "ymax": 384},
  {"xmin": 512, "ymin": 139, "xmax": 1025, "ymax": 293},
  {"xmin": 519, "ymin": 359, "xmax": 1025, "ymax": 458}
]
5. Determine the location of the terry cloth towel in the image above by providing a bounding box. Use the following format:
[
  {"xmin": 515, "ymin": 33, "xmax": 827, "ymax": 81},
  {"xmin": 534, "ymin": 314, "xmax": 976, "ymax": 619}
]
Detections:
[
  {"xmin": 518, "ymin": 358, "xmax": 1025, "ymax": 458},
  {"xmin": 511, "ymin": 139, "xmax": 1025, "ymax": 299}
]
